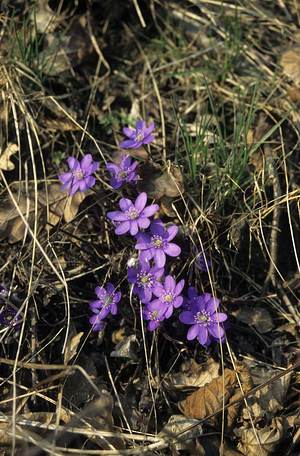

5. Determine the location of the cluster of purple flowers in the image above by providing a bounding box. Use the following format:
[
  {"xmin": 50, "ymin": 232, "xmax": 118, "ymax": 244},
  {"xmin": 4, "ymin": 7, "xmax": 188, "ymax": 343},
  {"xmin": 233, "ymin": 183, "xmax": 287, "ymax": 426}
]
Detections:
[
  {"xmin": 89, "ymin": 283, "xmax": 121, "ymax": 332},
  {"xmin": 58, "ymin": 120, "xmax": 153, "ymax": 196},
  {"xmin": 57, "ymin": 118, "xmax": 227, "ymax": 348}
]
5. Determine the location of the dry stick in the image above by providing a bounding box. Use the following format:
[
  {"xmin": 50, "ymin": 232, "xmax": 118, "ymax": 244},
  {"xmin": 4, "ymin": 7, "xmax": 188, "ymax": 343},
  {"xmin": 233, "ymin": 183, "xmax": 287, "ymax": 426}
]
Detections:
[
  {"xmin": 132, "ymin": 0, "xmax": 146, "ymax": 28},
  {"xmin": 263, "ymin": 145, "xmax": 281, "ymax": 291}
]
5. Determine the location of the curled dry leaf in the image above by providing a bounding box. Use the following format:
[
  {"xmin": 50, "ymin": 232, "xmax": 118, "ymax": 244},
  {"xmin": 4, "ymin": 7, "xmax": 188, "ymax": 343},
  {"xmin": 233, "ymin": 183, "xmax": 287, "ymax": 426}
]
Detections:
[
  {"xmin": 236, "ymin": 417, "xmax": 284, "ymax": 456},
  {"xmin": 39, "ymin": 16, "xmax": 93, "ymax": 76},
  {"xmin": 227, "ymin": 364, "xmax": 254, "ymax": 430},
  {"xmin": 31, "ymin": 0, "xmax": 64, "ymax": 33},
  {"xmin": 242, "ymin": 370, "xmax": 291, "ymax": 421},
  {"xmin": 0, "ymin": 183, "xmax": 89, "ymax": 243},
  {"xmin": 234, "ymin": 306, "xmax": 274, "ymax": 334},
  {"xmin": 158, "ymin": 415, "xmax": 202, "ymax": 451},
  {"xmin": 64, "ymin": 331, "xmax": 84, "ymax": 364},
  {"xmin": 0, "ymin": 143, "xmax": 18, "ymax": 171},
  {"xmin": 178, "ymin": 368, "xmax": 237, "ymax": 423},
  {"xmin": 110, "ymin": 335, "xmax": 139, "ymax": 362},
  {"xmin": 138, "ymin": 162, "xmax": 184, "ymax": 199},
  {"xmin": 163, "ymin": 358, "xmax": 219, "ymax": 391},
  {"xmin": 280, "ymin": 47, "xmax": 300, "ymax": 86}
]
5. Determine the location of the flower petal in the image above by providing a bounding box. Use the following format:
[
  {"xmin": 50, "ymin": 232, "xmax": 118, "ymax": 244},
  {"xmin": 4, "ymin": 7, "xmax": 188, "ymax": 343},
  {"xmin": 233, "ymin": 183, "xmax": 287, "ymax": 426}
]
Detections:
[
  {"xmin": 164, "ymin": 243, "xmax": 181, "ymax": 257},
  {"xmin": 123, "ymin": 127, "xmax": 135, "ymax": 138},
  {"xmin": 179, "ymin": 311, "xmax": 195, "ymax": 324},
  {"xmin": 107, "ymin": 211, "xmax": 128, "ymax": 222},
  {"xmin": 138, "ymin": 217, "xmax": 150, "ymax": 229},
  {"xmin": 130, "ymin": 220, "xmax": 139, "ymax": 236},
  {"xmin": 206, "ymin": 295, "xmax": 220, "ymax": 314},
  {"xmin": 165, "ymin": 275, "xmax": 176, "ymax": 291},
  {"xmin": 175, "ymin": 279, "xmax": 185, "ymax": 296},
  {"xmin": 208, "ymin": 324, "xmax": 224, "ymax": 340},
  {"xmin": 119, "ymin": 198, "xmax": 133, "ymax": 211},
  {"xmin": 59, "ymin": 172, "xmax": 72, "ymax": 184},
  {"xmin": 173, "ymin": 296, "xmax": 183, "ymax": 308},
  {"xmin": 154, "ymin": 250, "xmax": 166, "ymax": 268},
  {"xmin": 115, "ymin": 221, "xmax": 130, "ymax": 235},
  {"xmin": 81, "ymin": 154, "xmax": 93, "ymax": 170},
  {"xmin": 213, "ymin": 312, "xmax": 228, "ymax": 323},
  {"xmin": 141, "ymin": 204, "xmax": 159, "ymax": 217},
  {"xmin": 67, "ymin": 157, "xmax": 79, "ymax": 170},
  {"xmin": 135, "ymin": 192, "xmax": 147, "ymax": 212},
  {"xmin": 166, "ymin": 224, "xmax": 178, "ymax": 241},
  {"xmin": 197, "ymin": 327, "xmax": 208, "ymax": 345},
  {"xmin": 187, "ymin": 324, "xmax": 200, "ymax": 340}
]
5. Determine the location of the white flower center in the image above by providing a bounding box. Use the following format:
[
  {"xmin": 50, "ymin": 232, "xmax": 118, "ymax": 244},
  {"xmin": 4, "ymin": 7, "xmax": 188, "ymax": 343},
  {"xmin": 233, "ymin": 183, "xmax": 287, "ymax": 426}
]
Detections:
[
  {"xmin": 72, "ymin": 170, "xmax": 84, "ymax": 180},
  {"xmin": 151, "ymin": 235, "xmax": 164, "ymax": 248},
  {"xmin": 127, "ymin": 208, "xmax": 139, "ymax": 220},
  {"xmin": 195, "ymin": 310, "xmax": 211, "ymax": 325},
  {"xmin": 163, "ymin": 292, "xmax": 174, "ymax": 303},
  {"xmin": 137, "ymin": 272, "xmax": 153, "ymax": 289},
  {"xmin": 136, "ymin": 130, "xmax": 144, "ymax": 141}
]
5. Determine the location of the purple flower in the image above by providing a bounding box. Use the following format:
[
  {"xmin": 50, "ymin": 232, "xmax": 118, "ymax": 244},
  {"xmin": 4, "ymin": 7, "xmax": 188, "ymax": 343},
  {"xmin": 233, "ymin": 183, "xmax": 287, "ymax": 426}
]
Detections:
[
  {"xmin": 179, "ymin": 293, "xmax": 227, "ymax": 347},
  {"xmin": 128, "ymin": 260, "xmax": 164, "ymax": 303},
  {"xmin": 89, "ymin": 315, "xmax": 105, "ymax": 332},
  {"xmin": 107, "ymin": 192, "xmax": 159, "ymax": 236},
  {"xmin": 89, "ymin": 283, "xmax": 121, "ymax": 329},
  {"xmin": 106, "ymin": 155, "xmax": 139, "ymax": 189},
  {"xmin": 195, "ymin": 251, "xmax": 211, "ymax": 272},
  {"xmin": 183, "ymin": 286, "xmax": 201, "ymax": 311},
  {"xmin": 143, "ymin": 303, "xmax": 167, "ymax": 331},
  {"xmin": 59, "ymin": 154, "xmax": 99, "ymax": 196},
  {"xmin": 120, "ymin": 120, "xmax": 155, "ymax": 149},
  {"xmin": 135, "ymin": 220, "xmax": 181, "ymax": 268},
  {"xmin": 149, "ymin": 275, "xmax": 185, "ymax": 319},
  {"xmin": 0, "ymin": 305, "xmax": 20, "ymax": 329}
]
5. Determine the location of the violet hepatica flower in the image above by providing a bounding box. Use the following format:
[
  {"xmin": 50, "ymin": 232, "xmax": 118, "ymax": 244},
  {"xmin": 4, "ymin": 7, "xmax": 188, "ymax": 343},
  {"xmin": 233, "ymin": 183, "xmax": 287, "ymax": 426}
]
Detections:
[
  {"xmin": 143, "ymin": 304, "xmax": 167, "ymax": 331},
  {"xmin": 195, "ymin": 251, "xmax": 211, "ymax": 273},
  {"xmin": 135, "ymin": 220, "xmax": 181, "ymax": 268},
  {"xmin": 179, "ymin": 293, "xmax": 227, "ymax": 347},
  {"xmin": 89, "ymin": 283, "xmax": 121, "ymax": 330},
  {"xmin": 120, "ymin": 120, "xmax": 155, "ymax": 149},
  {"xmin": 106, "ymin": 155, "xmax": 139, "ymax": 189},
  {"xmin": 0, "ymin": 305, "xmax": 20, "ymax": 329},
  {"xmin": 149, "ymin": 275, "xmax": 185, "ymax": 319},
  {"xmin": 59, "ymin": 154, "xmax": 99, "ymax": 196},
  {"xmin": 183, "ymin": 286, "xmax": 201, "ymax": 311},
  {"xmin": 107, "ymin": 192, "xmax": 159, "ymax": 236},
  {"xmin": 128, "ymin": 260, "xmax": 164, "ymax": 303}
]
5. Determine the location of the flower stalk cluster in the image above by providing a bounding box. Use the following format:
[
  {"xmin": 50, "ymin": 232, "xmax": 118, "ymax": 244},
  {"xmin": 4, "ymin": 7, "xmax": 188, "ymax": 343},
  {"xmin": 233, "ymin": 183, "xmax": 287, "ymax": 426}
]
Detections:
[{"xmin": 58, "ymin": 118, "xmax": 227, "ymax": 347}]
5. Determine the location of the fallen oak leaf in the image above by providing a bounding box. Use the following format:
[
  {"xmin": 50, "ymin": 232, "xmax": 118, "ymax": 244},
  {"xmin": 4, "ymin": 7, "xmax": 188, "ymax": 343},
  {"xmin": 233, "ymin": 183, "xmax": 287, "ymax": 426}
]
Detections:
[
  {"xmin": 0, "ymin": 143, "xmax": 19, "ymax": 171},
  {"xmin": 163, "ymin": 358, "xmax": 220, "ymax": 392},
  {"xmin": 178, "ymin": 368, "xmax": 237, "ymax": 424},
  {"xmin": 138, "ymin": 162, "xmax": 184, "ymax": 199},
  {"xmin": 0, "ymin": 182, "xmax": 90, "ymax": 243},
  {"xmin": 235, "ymin": 417, "xmax": 284, "ymax": 456}
]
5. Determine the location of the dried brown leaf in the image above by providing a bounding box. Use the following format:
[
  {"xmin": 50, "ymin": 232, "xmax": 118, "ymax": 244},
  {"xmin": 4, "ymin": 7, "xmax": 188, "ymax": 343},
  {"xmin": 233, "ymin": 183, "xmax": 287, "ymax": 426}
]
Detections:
[
  {"xmin": 236, "ymin": 417, "xmax": 284, "ymax": 456},
  {"xmin": 0, "ymin": 143, "xmax": 18, "ymax": 171},
  {"xmin": 138, "ymin": 163, "xmax": 184, "ymax": 199},
  {"xmin": 164, "ymin": 358, "xmax": 219, "ymax": 391},
  {"xmin": 280, "ymin": 47, "xmax": 300, "ymax": 86},
  {"xmin": 158, "ymin": 415, "xmax": 202, "ymax": 450},
  {"xmin": 234, "ymin": 306, "xmax": 274, "ymax": 334},
  {"xmin": 0, "ymin": 183, "xmax": 89, "ymax": 243},
  {"xmin": 64, "ymin": 331, "xmax": 83, "ymax": 364},
  {"xmin": 178, "ymin": 368, "xmax": 237, "ymax": 422},
  {"xmin": 31, "ymin": 0, "xmax": 64, "ymax": 33},
  {"xmin": 242, "ymin": 370, "xmax": 291, "ymax": 421},
  {"xmin": 227, "ymin": 364, "xmax": 254, "ymax": 430},
  {"xmin": 39, "ymin": 16, "xmax": 93, "ymax": 76}
]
